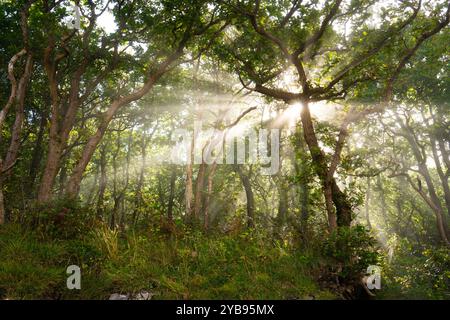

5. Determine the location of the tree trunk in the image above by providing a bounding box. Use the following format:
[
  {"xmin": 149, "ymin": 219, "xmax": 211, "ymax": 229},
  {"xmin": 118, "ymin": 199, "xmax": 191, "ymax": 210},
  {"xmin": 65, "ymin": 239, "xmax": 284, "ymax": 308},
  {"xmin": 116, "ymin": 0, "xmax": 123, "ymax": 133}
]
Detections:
[
  {"xmin": 203, "ymin": 163, "xmax": 217, "ymax": 230},
  {"xmin": 235, "ymin": 165, "xmax": 255, "ymax": 228},
  {"xmin": 0, "ymin": 54, "xmax": 33, "ymax": 225},
  {"xmin": 323, "ymin": 185, "xmax": 337, "ymax": 230},
  {"xmin": 157, "ymin": 172, "xmax": 166, "ymax": 220},
  {"xmin": 0, "ymin": 188, "xmax": 4, "ymax": 225},
  {"xmin": 38, "ymin": 55, "xmax": 88, "ymax": 203},
  {"xmin": 58, "ymin": 162, "xmax": 68, "ymax": 197},
  {"xmin": 299, "ymin": 100, "xmax": 351, "ymax": 229},
  {"xmin": 132, "ymin": 135, "xmax": 147, "ymax": 225},
  {"xmin": 97, "ymin": 146, "xmax": 107, "ymax": 219},
  {"xmin": 110, "ymin": 133, "xmax": 122, "ymax": 229},
  {"xmin": 119, "ymin": 131, "xmax": 133, "ymax": 230},
  {"xmin": 406, "ymin": 173, "xmax": 449, "ymax": 246},
  {"xmin": 0, "ymin": 162, "xmax": 5, "ymax": 225},
  {"xmin": 430, "ymin": 138, "xmax": 450, "ymax": 219},
  {"xmin": 27, "ymin": 107, "xmax": 48, "ymax": 196},
  {"xmin": 365, "ymin": 177, "xmax": 372, "ymax": 229},
  {"xmin": 300, "ymin": 181, "xmax": 309, "ymax": 224},
  {"xmin": 86, "ymin": 163, "xmax": 99, "ymax": 206},
  {"xmin": 424, "ymin": 108, "xmax": 450, "ymax": 220},
  {"xmin": 293, "ymin": 126, "xmax": 310, "ymax": 237},
  {"xmin": 277, "ymin": 178, "xmax": 289, "ymax": 230},
  {"xmin": 376, "ymin": 175, "xmax": 388, "ymax": 230},
  {"xmin": 38, "ymin": 136, "xmax": 63, "ymax": 202},
  {"xmin": 398, "ymin": 116, "xmax": 450, "ymax": 246},
  {"xmin": 4, "ymin": 54, "xmax": 33, "ymax": 170},
  {"xmin": 65, "ymin": 102, "xmax": 121, "ymax": 197},
  {"xmin": 185, "ymin": 135, "xmax": 195, "ymax": 217},
  {"xmin": 167, "ymin": 165, "xmax": 177, "ymax": 223},
  {"xmin": 0, "ymin": 48, "xmax": 27, "ymax": 132},
  {"xmin": 0, "ymin": 3, "xmax": 34, "ymax": 223},
  {"xmin": 193, "ymin": 162, "xmax": 207, "ymax": 220}
]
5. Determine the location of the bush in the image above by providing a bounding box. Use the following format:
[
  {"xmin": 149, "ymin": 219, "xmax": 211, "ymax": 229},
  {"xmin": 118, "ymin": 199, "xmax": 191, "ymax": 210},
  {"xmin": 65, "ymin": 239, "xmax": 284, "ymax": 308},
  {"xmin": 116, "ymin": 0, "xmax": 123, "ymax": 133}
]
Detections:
[
  {"xmin": 24, "ymin": 199, "xmax": 97, "ymax": 240},
  {"xmin": 322, "ymin": 225, "xmax": 380, "ymax": 283},
  {"xmin": 380, "ymin": 240, "xmax": 450, "ymax": 299}
]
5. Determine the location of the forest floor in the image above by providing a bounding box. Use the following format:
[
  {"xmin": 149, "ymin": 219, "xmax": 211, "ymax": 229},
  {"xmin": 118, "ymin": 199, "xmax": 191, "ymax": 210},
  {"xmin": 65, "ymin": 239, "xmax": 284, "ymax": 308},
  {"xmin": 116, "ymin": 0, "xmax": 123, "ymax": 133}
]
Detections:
[
  {"xmin": 0, "ymin": 222, "xmax": 335, "ymax": 300},
  {"xmin": 0, "ymin": 221, "xmax": 448, "ymax": 300}
]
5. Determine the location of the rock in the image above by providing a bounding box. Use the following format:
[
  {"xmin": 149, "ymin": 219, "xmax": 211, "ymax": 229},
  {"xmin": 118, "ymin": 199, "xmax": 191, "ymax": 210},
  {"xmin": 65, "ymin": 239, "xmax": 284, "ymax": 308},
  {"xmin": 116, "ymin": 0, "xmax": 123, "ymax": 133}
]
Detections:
[
  {"xmin": 109, "ymin": 291, "xmax": 154, "ymax": 300},
  {"xmin": 109, "ymin": 293, "xmax": 129, "ymax": 300},
  {"xmin": 133, "ymin": 291, "xmax": 154, "ymax": 300}
]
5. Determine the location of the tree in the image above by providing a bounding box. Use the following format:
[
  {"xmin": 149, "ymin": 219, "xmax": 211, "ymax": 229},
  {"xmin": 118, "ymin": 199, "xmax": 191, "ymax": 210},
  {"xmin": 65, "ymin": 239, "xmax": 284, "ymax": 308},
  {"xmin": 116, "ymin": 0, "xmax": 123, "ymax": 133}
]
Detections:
[
  {"xmin": 213, "ymin": 0, "xmax": 449, "ymax": 230},
  {"xmin": 0, "ymin": 0, "xmax": 34, "ymax": 224}
]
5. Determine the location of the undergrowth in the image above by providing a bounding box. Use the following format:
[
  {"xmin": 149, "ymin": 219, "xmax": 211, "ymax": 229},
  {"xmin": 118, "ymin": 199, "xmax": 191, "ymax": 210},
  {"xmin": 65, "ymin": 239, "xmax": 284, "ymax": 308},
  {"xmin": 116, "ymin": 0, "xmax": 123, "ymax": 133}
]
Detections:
[
  {"xmin": 0, "ymin": 222, "xmax": 335, "ymax": 300},
  {"xmin": 1, "ymin": 204, "xmax": 445, "ymax": 300}
]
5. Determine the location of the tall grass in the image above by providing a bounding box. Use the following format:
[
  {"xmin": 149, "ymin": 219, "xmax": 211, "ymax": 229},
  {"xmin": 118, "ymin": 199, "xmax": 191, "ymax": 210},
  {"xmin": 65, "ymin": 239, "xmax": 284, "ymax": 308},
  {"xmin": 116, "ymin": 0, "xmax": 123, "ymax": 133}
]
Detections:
[{"xmin": 0, "ymin": 222, "xmax": 334, "ymax": 300}]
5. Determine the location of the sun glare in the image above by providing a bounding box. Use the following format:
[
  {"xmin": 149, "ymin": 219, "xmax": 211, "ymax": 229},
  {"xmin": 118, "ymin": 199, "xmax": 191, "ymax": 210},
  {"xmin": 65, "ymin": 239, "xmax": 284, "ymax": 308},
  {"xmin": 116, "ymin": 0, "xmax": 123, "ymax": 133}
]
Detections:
[
  {"xmin": 286, "ymin": 103, "xmax": 303, "ymax": 126},
  {"xmin": 309, "ymin": 101, "xmax": 340, "ymax": 123},
  {"xmin": 272, "ymin": 102, "xmax": 303, "ymax": 128}
]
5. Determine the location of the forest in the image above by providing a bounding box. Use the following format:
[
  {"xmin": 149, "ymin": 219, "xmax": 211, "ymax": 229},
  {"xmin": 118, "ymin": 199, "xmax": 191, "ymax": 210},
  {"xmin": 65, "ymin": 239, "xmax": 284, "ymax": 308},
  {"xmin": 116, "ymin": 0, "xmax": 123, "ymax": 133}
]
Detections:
[{"xmin": 0, "ymin": 0, "xmax": 449, "ymax": 301}]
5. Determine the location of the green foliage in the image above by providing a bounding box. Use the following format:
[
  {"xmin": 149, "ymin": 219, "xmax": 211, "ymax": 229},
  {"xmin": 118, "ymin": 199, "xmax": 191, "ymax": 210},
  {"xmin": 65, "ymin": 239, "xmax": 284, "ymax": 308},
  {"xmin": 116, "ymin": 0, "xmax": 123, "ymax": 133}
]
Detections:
[
  {"xmin": 0, "ymin": 222, "xmax": 335, "ymax": 300},
  {"xmin": 322, "ymin": 225, "xmax": 380, "ymax": 282},
  {"xmin": 380, "ymin": 240, "xmax": 450, "ymax": 300},
  {"xmin": 22, "ymin": 199, "xmax": 97, "ymax": 240},
  {"xmin": 0, "ymin": 224, "xmax": 66, "ymax": 299}
]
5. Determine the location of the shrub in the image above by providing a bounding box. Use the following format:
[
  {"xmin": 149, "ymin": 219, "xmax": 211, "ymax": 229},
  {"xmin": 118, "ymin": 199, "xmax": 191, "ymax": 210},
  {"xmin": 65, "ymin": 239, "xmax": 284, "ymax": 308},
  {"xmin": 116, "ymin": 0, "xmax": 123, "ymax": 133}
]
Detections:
[
  {"xmin": 24, "ymin": 199, "xmax": 97, "ymax": 240},
  {"xmin": 322, "ymin": 225, "xmax": 380, "ymax": 283},
  {"xmin": 380, "ymin": 241, "xmax": 450, "ymax": 299}
]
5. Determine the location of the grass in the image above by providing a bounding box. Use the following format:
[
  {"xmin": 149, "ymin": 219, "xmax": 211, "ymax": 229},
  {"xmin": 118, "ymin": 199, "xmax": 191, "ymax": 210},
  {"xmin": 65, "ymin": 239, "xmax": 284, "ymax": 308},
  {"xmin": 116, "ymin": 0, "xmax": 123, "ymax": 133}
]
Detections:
[
  {"xmin": 0, "ymin": 223, "xmax": 335, "ymax": 300},
  {"xmin": 2, "ymin": 217, "xmax": 446, "ymax": 300}
]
